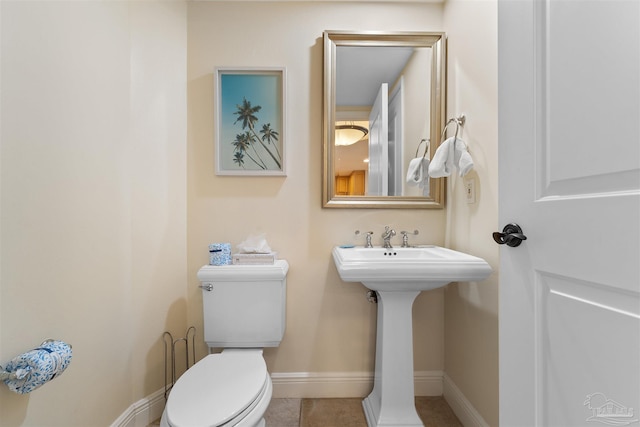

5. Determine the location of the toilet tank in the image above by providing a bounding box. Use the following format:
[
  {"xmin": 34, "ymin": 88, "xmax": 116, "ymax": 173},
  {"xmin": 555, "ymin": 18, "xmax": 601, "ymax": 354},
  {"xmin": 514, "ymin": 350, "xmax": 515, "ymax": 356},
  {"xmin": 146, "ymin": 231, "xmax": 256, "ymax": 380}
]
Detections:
[{"xmin": 197, "ymin": 260, "xmax": 288, "ymax": 348}]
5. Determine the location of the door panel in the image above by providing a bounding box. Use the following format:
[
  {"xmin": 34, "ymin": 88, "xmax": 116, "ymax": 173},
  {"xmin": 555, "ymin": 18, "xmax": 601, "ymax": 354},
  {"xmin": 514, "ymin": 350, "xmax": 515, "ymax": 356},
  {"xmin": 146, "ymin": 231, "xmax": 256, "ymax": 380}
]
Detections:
[
  {"xmin": 537, "ymin": 0, "xmax": 640, "ymax": 197},
  {"xmin": 388, "ymin": 80, "xmax": 403, "ymax": 196},
  {"xmin": 499, "ymin": 0, "xmax": 640, "ymax": 425},
  {"xmin": 539, "ymin": 272, "xmax": 640, "ymax": 426},
  {"xmin": 368, "ymin": 83, "xmax": 388, "ymax": 196}
]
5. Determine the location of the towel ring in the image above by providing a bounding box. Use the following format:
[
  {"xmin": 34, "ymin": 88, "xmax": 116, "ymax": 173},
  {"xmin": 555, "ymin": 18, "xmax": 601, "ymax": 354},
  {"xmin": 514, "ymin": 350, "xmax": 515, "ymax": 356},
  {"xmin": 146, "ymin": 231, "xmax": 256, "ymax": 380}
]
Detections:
[
  {"xmin": 440, "ymin": 115, "xmax": 466, "ymax": 142},
  {"xmin": 414, "ymin": 139, "xmax": 430, "ymax": 159}
]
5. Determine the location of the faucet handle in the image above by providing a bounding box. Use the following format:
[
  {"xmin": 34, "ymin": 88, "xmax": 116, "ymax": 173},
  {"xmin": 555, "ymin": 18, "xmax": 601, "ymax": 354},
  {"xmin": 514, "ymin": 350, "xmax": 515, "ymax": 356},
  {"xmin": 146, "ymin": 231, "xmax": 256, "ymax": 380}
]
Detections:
[
  {"xmin": 365, "ymin": 232, "xmax": 373, "ymax": 248},
  {"xmin": 355, "ymin": 230, "xmax": 374, "ymax": 248},
  {"xmin": 400, "ymin": 230, "xmax": 419, "ymax": 247}
]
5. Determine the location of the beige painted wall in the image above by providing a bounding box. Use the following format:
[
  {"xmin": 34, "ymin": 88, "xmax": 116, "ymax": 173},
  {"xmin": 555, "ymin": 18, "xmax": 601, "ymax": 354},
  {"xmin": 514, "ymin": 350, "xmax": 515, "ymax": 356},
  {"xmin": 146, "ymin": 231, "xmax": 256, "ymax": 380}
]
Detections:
[
  {"xmin": 443, "ymin": 1, "xmax": 499, "ymax": 425},
  {"xmin": 187, "ymin": 1, "xmax": 447, "ymax": 384},
  {"xmin": 0, "ymin": 2, "xmax": 187, "ymax": 425},
  {"xmin": 0, "ymin": 1, "xmax": 501, "ymax": 425}
]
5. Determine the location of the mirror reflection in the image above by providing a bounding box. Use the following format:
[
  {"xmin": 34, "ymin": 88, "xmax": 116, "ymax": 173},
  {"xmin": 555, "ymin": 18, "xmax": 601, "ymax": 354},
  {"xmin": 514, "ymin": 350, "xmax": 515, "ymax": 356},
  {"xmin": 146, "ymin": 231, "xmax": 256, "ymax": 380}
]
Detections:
[{"xmin": 323, "ymin": 31, "xmax": 446, "ymax": 208}]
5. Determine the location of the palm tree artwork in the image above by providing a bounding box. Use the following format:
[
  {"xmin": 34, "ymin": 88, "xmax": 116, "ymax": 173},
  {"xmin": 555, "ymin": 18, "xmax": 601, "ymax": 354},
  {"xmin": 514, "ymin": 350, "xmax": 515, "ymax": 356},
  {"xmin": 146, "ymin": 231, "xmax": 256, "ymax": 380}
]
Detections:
[
  {"xmin": 218, "ymin": 71, "xmax": 284, "ymax": 173},
  {"xmin": 232, "ymin": 98, "xmax": 281, "ymax": 169}
]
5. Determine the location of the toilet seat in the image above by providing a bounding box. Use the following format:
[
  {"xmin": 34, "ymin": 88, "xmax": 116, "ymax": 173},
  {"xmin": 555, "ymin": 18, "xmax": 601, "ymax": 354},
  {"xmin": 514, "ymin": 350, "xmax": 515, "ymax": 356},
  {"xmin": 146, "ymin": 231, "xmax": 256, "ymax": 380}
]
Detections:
[{"xmin": 165, "ymin": 350, "xmax": 269, "ymax": 427}]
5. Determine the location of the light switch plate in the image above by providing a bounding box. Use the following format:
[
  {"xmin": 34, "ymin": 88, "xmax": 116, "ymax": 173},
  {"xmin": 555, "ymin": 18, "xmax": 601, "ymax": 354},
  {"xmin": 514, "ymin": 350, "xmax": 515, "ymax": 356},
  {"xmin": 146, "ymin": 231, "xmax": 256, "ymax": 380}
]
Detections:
[{"xmin": 466, "ymin": 179, "xmax": 476, "ymax": 204}]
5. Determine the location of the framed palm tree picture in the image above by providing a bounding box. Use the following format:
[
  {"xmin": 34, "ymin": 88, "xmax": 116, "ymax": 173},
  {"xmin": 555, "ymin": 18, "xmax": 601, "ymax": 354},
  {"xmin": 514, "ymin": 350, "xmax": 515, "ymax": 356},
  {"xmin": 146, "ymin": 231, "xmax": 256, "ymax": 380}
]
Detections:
[{"xmin": 215, "ymin": 67, "xmax": 286, "ymax": 176}]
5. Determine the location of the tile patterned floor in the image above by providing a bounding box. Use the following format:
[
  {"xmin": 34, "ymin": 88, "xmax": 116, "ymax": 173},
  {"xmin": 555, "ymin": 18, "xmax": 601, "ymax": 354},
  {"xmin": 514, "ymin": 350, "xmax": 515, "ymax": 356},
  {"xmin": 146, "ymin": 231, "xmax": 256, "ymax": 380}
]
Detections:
[
  {"xmin": 152, "ymin": 396, "xmax": 462, "ymax": 426},
  {"xmin": 265, "ymin": 397, "xmax": 462, "ymax": 427}
]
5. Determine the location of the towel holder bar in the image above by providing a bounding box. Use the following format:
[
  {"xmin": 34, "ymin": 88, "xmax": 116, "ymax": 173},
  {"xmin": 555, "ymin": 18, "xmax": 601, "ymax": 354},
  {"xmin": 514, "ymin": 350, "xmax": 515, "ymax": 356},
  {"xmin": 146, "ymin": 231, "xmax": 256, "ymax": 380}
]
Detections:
[{"xmin": 414, "ymin": 138, "xmax": 430, "ymax": 159}]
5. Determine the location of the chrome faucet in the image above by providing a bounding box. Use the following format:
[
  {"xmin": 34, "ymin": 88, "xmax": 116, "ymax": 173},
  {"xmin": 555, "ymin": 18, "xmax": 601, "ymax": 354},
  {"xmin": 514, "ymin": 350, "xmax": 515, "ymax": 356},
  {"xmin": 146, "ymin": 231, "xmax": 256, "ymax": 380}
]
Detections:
[{"xmin": 381, "ymin": 226, "xmax": 396, "ymax": 249}]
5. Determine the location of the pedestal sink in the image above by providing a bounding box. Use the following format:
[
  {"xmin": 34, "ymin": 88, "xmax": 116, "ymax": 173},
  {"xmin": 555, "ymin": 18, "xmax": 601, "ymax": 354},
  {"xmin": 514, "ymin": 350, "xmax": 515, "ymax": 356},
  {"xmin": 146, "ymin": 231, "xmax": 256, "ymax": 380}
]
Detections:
[{"xmin": 332, "ymin": 245, "xmax": 492, "ymax": 427}]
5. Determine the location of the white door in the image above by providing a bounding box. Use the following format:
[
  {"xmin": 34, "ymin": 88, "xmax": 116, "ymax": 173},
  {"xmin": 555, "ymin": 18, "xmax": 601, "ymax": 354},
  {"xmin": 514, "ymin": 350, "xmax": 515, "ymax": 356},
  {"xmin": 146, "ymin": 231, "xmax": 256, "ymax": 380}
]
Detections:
[
  {"xmin": 368, "ymin": 83, "xmax": 388, "ymax": 196},
  {"xmin": 498, "ymin": 1, "xmax": 640, "ymax": 426},
  {"xmin": 388, "ymin": 80, "xmax": 404, "ymax": 196}
]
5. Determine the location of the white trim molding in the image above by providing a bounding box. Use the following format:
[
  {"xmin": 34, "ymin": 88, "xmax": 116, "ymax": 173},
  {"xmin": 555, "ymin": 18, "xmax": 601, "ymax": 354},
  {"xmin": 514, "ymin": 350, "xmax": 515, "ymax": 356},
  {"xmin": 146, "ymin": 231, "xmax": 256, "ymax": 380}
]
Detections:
[
  {"xmin": 110, "ymin": 387, "xmax": 166, "ymax": 427},
  {"xmin": 112, "ymin": 371, "xmax": 491, "ymax": 427},
  {"xmin": 271, "ymin": 370, "xmax": 444, "ymax": 398},
  {"xmin": 443, "ymin": 373, "xmax": 489, "ymax": 427}
]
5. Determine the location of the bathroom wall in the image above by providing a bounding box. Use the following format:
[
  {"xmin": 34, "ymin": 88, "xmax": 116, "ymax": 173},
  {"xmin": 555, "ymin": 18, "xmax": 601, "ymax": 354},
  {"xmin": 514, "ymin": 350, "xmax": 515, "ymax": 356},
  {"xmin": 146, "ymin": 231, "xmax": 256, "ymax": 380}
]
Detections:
[
  {"xmin": 187, "ymin": 1, "xmax": 447, "ymax": 393},
  {"xmin": 0, "ymin": 2, "xmax": 187, "ymax": 425},
  {"xmin": 0, "ymin": 1, "xmax": 501, "ymax": 425},
  {"xmin": 443, "ymin": 1, "xmax": 499, "ymax": 425}
]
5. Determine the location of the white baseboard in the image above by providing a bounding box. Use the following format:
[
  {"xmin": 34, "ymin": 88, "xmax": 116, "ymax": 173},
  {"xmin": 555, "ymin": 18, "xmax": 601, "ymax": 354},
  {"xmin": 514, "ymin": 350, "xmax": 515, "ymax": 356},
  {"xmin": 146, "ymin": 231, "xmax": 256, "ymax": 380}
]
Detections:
[
  {"xmin": 111, "ymin": 387, "xmax": 166, "ymax": 427},
  {"xmin": 270, "ymin": 370, "xmax": 444, "ymax": 398},
  {"xmin": 414, "ymin": 370, "xmax": 444, "ymax": 396},
  {"xmin": 111, "ymin": 372, "xmax": 471, "ymax": 427},
  {"xmin": 443, "ymin": 373, "xmax": 489, "ymax": 427}
]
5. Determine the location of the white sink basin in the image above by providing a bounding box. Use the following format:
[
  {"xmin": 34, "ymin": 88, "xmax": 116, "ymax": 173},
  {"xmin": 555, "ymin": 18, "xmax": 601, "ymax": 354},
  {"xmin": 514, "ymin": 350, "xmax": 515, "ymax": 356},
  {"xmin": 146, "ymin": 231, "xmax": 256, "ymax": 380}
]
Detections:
[
  {"xmin": 332, "ymin": 244, "xmax": 492, "ymax": 426},
  {"xmin": 332, "ymin": 245, "xmax": 492, "ymax": 291}
]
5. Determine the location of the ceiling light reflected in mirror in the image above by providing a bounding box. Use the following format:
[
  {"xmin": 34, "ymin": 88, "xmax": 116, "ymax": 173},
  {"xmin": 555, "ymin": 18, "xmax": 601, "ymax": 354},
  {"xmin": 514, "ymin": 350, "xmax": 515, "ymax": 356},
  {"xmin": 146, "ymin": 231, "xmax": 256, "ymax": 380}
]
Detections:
[{"xmin": 335, "ymin": 122, "xmax": 368, "ymax": 146}]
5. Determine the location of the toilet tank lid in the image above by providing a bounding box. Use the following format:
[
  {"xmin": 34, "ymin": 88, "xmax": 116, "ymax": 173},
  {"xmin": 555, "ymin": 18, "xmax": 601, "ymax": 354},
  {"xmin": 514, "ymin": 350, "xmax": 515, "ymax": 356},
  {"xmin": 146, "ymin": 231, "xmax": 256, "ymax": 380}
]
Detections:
[
  {"xmin": 197, "ymin": 259, "xmax": 289, "ymax": 281},
  {"xmin": 166, "ymin": 350, "xmax": 268, "ymax": 427}
]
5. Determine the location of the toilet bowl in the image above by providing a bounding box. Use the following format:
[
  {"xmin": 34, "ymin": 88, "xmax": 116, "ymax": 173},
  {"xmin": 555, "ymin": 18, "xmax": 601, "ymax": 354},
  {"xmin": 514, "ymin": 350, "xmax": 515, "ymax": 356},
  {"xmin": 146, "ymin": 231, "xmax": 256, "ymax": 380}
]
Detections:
[
  {"xmin": 160, "ymin": 349, "xmax": 272, "ymax": 427},
  {"xmin": 162, "ymin": 261, "xmax": 288, "ymax": 427}
]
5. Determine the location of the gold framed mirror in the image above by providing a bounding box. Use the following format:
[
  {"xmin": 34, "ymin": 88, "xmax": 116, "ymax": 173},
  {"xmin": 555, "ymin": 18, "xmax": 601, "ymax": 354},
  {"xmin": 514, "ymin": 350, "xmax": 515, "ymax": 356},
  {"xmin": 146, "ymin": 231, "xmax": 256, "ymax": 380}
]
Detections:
[{"xmin": 322, "ymin": 31, "xmax": 446, "ymax": 209}]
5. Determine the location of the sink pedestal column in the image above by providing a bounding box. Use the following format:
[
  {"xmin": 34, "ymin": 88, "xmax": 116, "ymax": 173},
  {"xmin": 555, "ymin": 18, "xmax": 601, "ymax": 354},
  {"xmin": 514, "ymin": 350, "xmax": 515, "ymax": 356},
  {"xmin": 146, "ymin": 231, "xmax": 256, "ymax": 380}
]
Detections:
[{"xmin": 363, "ymin": 289, "xmax": 423, "ymax": 427}]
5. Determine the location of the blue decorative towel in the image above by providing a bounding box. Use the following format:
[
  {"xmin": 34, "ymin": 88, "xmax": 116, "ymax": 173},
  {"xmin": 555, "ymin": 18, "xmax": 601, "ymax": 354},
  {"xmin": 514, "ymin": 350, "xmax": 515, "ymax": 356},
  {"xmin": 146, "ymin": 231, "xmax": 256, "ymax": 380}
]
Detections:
[{"xmin": 2, "ymin": 340, "xmax": 72, "ymax": 394}]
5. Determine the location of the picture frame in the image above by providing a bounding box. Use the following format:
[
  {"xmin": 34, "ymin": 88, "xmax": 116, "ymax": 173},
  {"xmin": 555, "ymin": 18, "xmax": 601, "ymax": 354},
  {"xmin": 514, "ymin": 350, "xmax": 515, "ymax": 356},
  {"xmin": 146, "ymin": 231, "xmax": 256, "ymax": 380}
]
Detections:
[{"xmin": 215, "ymin": 67, "xmax": 286, "ymax": 176}]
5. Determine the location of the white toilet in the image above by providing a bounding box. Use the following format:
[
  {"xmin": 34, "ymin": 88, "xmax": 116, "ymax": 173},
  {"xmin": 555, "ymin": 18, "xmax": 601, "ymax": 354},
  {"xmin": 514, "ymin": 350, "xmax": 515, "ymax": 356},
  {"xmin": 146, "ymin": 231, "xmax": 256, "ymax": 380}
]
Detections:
[{"xmin": 161, "ymin": 260, "xmax": 289, "ymax": 427}]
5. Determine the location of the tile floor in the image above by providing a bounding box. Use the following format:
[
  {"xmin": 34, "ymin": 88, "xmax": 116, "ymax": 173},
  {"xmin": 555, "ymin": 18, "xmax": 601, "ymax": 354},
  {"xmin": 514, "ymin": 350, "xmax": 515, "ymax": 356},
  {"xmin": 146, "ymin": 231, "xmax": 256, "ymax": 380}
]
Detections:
[
  {"xmin": 264, "ymin": 397, "xmax": 462, "ymax": 427},
  {"xmin": 152, "ymin": 396, "xmax": 462, "ymax": 427}
]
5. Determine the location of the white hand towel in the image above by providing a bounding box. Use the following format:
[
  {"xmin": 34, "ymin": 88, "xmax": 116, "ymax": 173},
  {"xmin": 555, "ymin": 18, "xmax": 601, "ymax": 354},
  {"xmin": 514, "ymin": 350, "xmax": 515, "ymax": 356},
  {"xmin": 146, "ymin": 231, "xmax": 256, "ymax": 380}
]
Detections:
[
  {"xmin": 453, "ymin": 138, "xmax": 474, "ymax": 176},
  {"xmin": 428, "ymin": 137, "xmax": 455, "ymax": 177},
  {"xmin": 428, "ymin": 137, "xmax": 474, "ymax": 178},
  {"xmin": 406, "ymin": 157, "xmax": 429, "ymax": 187}
]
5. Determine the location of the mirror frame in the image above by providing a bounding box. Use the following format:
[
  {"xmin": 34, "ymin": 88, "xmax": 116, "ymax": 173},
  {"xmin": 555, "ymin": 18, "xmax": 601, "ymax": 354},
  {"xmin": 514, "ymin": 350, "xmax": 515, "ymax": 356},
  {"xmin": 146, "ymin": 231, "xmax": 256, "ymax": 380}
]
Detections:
[{"xmin": 322, "ymin": 30, "xmax": 447, "ymax": 209}]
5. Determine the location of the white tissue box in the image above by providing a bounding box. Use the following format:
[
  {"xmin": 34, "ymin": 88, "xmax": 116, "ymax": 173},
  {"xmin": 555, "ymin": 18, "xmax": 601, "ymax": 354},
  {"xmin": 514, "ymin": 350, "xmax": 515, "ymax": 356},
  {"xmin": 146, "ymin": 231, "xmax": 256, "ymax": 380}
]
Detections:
[{"xmin": 232, "ymin": 252, "xmax": 277, "ymax": 265}]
